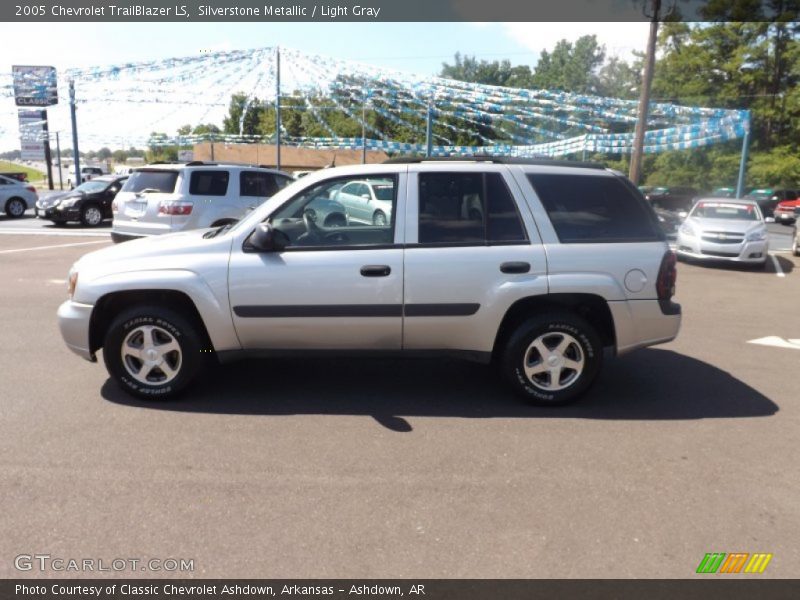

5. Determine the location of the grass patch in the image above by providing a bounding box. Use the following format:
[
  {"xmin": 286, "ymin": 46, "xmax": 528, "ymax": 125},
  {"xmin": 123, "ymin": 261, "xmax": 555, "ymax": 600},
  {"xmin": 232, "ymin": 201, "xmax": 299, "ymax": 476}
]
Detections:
[{"xmin": 0, "ymin": 160, "xmax": 46, "ymax": 182}]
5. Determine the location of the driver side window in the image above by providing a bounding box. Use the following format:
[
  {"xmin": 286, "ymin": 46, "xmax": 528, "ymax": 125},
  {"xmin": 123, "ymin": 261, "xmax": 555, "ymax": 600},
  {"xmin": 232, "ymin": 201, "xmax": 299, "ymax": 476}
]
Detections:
[{"xmin": 267, "ymin": 175, "xmax": 398, "ymax": 250}]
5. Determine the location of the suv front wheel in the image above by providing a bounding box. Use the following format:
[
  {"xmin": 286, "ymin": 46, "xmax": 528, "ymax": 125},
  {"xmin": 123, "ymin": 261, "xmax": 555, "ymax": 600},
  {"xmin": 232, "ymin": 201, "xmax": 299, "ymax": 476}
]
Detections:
[
  {"xmin": 502, "ymin": 313, "xmax": 602, "ymax": 405},
  {"xmin": 103, "ymin": 306, "xmax": 204, "ymax": 399}
]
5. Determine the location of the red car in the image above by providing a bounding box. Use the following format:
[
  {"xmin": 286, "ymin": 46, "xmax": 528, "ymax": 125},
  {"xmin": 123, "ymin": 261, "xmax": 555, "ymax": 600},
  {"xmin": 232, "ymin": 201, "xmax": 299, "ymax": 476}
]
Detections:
[{"xmin": 774, "ymin": 195, "xmax": 800, "ymax": 224}]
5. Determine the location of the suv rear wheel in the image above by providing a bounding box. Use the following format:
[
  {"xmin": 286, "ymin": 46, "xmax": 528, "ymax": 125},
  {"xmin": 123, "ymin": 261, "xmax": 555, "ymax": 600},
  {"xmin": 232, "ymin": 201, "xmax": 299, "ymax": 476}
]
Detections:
[
  {"xmin": 103, "ymin": 306, "xmax": 203, "ymax": 399},
  {"xmin": 502, "ymin": 313, "xmax": 602, "ymax": 405}
]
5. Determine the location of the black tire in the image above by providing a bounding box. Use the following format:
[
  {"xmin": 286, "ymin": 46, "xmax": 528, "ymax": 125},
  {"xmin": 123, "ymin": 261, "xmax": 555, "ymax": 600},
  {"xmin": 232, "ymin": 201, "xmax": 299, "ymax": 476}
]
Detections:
[
  {"xmin": 373, "ymin": 210, "xmax": 387, "ymax": 226},
  {"xmin": 4, "ymin": 197, "xmax": 27, "ymax": 218},
  {"xmin": 501, "ymin": 312, "xmax": 603, "ymax": 405},
  {"xmin": 80, "ymin": 203, "xmax": 104, "ymax": 227},
  {"xmin": 103, "ymin": 306, "xmax": 204, "ymax": 400}
]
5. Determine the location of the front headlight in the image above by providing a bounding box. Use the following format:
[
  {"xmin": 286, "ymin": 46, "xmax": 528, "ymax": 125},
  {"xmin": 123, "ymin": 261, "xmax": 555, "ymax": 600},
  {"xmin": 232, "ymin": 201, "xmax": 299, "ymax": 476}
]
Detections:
[
  {"xmin": 679, "ymin": 223, "xmax": 695, "ymax": 236},
  {"xmin": 746, "ymin": 229, "xmax": 767, "ymax": 242},
  {"xmin": 60, "ymin": 198, "xmax": 78, "ymax": 208},
  {"xmin": 67, "ymin": 270, "xmax": 78, "ymax": 299}
]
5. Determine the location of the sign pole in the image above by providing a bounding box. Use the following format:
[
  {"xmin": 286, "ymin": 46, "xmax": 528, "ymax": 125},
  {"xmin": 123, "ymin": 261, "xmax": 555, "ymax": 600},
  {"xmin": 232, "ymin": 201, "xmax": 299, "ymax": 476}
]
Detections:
[
  {"xmin": 41, "ymin": 110, "xmax": 54, "ymax": 190},
  {"xmin": 55, "ymin": 131, "xmax": 63, "ymax": 190},
  {"xmin": 69, "ymin": 80, "xmax": 80, "ymax": 187}
]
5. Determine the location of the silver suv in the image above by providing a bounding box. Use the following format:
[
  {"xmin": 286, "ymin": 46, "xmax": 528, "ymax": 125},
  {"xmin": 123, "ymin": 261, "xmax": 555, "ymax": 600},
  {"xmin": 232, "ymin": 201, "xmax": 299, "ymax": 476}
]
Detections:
[
  {"xmin": 58, "ymin": 158, "xmax": 681, "ymax": 405},
  {"xmin": 110, "ymin": 162, "xmax": 293, "ymax": 242}
]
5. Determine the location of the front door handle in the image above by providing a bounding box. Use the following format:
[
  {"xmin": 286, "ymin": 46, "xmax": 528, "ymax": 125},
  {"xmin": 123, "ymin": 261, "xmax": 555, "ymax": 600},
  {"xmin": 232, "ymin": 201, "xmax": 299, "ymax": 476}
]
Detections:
[
  {"xmin": 500, "ymin": 261, "xmax": 531, "ymax": 274},
  {"xmin": 360, "ymin": 265, "xmax": 391, "ymax": 277}
]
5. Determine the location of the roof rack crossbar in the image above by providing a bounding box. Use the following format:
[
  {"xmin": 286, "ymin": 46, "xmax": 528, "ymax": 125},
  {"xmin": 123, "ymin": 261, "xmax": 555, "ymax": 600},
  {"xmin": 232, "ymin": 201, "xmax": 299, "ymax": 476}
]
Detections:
[{"xmin": 382, "ymin": 156, "xmax": 605, "ymax": 169}]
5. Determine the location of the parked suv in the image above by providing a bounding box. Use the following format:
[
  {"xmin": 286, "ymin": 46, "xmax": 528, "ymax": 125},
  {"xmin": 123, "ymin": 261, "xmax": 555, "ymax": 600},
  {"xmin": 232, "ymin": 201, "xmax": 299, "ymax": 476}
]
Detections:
[
  {"xmin": 110, "ymin": 162, "xmax": 294, "ymax": 242},
  {"xmin": 58, "ymin": 158, "xmax": 681, "ymax": 405}
]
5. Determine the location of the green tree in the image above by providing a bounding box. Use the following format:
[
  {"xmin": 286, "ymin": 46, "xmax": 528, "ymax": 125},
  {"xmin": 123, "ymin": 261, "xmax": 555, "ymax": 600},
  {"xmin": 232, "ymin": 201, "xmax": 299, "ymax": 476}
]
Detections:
[
  {"xmin": 531, "ymin": 35, "xmax": 606, "ymax": 93},
  {"xmin": 223, "ymin": 93, "xmax": 265, "ymax": 136},
  {"xmin": 441, "ymin": 53, "xmax": 535, "ymax": 88}
]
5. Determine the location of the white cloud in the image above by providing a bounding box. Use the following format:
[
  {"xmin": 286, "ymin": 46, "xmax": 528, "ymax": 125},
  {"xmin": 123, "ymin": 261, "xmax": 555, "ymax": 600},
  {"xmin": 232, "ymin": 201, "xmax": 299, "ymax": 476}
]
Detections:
[{"xmin": 501, "ymin": 22, "xmax": 651, "ymax": 61}]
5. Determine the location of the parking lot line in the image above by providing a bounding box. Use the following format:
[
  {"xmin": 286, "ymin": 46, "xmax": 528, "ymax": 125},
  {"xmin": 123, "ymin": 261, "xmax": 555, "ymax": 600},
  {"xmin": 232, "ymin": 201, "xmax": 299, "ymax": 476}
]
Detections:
[
  {"xmin": 0, "ymin": 228, "xmax": 110, "ymax": 237},
  {"xmin": 770, "ymin": 253, "xmax": 785, "ymax": 278},
  {"xmin": 0, "ymin": 240, "xmax": 109, "ymax": 254}
]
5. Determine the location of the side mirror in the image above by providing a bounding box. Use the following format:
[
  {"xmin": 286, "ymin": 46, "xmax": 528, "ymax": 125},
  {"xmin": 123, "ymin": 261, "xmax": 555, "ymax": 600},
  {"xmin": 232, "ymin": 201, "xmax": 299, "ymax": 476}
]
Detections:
[{"xmin": 246, "ymin": 223, "xmax": 286, "ymax": 253}]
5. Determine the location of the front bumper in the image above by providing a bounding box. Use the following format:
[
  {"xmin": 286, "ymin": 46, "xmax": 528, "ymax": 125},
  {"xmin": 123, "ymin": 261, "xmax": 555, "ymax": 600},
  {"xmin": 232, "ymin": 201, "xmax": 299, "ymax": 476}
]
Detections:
[
  {"xmin": 676, "ymin": 234, "xmax": 768, "ymax": 264},
  {"xmin": 38, "ymin": 205, "xmax": 79, "ymax": 222},
  {"xmin": 57, "ymin": 300, "xmax": 96, "ymax": 362}
]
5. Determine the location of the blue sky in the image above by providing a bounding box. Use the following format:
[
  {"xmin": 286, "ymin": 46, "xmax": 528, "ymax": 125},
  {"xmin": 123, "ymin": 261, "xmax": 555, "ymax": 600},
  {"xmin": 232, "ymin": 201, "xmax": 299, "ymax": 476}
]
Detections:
[{"xmin": 0, "ymin": 22, "xmax": 650, "ymax": 151}]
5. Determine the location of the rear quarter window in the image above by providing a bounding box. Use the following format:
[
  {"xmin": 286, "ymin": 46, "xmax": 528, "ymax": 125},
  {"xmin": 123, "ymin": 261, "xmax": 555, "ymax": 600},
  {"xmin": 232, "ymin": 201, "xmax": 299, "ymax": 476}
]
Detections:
[
  {"xmin": 189, "ymin": 170, "xmax": 230, "ymax": 196},
  {"xmin": 527, "ymin": 173, "xmax": 662, "ymax": 243},
  {"xmin": 122, "ymin": 170, "xmax": 179, "ymax": 194}
]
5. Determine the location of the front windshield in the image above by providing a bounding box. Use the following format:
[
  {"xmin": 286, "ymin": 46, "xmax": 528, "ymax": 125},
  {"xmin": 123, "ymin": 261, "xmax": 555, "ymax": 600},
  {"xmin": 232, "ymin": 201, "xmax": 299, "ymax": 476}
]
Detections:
[
  {"xmin": 691, "ymin": 201, "xmax": 761, "ymax": 221},
  {"xmin": 74, "ymin": 180, "xmax": 109, "ymax": 193}
]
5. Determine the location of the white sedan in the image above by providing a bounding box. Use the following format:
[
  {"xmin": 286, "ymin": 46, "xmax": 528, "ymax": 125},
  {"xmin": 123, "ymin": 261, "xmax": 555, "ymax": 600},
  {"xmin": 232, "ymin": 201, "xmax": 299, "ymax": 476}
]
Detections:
[
  {"xmin": 676, "ymin": 199, "xmax": 768, "ymax": 267},
  {"xmin": 0, "ymin": 175, "xmax": 38, "ymax": 218}
]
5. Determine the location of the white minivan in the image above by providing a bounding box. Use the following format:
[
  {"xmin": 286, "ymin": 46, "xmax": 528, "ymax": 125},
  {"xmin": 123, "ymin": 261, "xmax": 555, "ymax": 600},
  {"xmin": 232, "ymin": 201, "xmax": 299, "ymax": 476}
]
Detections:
[{"xmin": 110, "ymin": 162, "xmax": 294, "ymax": 242}]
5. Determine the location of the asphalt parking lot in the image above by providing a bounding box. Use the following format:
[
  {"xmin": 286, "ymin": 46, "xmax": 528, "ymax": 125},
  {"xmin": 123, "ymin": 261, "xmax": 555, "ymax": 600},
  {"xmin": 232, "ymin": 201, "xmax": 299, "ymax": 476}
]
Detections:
[{"xmin": 1, "ymin": 220, "xmax": 799, "ymax": 579}]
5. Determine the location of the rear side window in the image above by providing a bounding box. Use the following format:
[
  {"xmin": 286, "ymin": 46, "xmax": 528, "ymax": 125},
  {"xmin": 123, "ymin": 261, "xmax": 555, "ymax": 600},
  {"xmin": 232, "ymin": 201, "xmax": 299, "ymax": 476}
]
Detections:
[
  {"xmin": 240, "ymin": 171, "xmax": 290, "ymax": 197},
  {"xmin": 418, "ymin": 172, "xmax": 528, "ymax": 245},
  {"xmin": 189, "ymin": 170, "xmax": 229, "ymax": 196},
  {"xmin": 527, "ymin": 173, "xmax": 661, "ymax": 243},
  {"xmin": 122, "ymin": 170, "xmax": 179, "ymax": 194}
]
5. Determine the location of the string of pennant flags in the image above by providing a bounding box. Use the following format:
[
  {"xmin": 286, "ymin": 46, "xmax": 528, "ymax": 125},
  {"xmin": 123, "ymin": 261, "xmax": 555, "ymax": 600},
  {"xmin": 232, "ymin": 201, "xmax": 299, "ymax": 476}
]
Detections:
[{"xmin": 2, "ymin": 46, "xmax": 750, "ymax": 157}]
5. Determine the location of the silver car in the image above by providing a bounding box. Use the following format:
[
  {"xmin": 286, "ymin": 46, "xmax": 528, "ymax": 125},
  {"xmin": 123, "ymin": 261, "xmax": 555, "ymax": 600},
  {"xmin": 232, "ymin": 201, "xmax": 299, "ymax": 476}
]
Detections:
[
  {"xmin": 0, "ymin": 174, "xmax": 38, "ymax": 218},
  {"xmin": 676, "ymin": 199, "xmax": 769, "ymax": 267},
  {"xmin": 333, "ymin": 179, "xmax": 394, "ymax": 226}
]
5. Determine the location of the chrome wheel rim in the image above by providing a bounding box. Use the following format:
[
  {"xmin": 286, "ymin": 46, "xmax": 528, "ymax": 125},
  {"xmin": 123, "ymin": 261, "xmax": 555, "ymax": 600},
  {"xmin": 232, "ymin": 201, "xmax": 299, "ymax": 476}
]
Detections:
[
  {"xmin": 85, "ymin": 207, "xmax": 102, "ymax": 225},
  {"xmin": 121, "ymin": 325, "xmax": 182, "ymax": 386},
  {"xmin": 374, "ymin": 212, "xmax": 386, "ymax": 226},
  {"xmin": 523, "ymin": 332, "xmax": 585, "ymax": 391}
]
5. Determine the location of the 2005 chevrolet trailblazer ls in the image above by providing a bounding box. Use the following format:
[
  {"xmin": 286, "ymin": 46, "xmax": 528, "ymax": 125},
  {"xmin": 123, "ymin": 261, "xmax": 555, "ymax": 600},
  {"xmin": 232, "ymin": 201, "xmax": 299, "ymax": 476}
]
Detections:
[{"xmin": 58, "ymin": 158, "xmax": 681, "ymax": 404}]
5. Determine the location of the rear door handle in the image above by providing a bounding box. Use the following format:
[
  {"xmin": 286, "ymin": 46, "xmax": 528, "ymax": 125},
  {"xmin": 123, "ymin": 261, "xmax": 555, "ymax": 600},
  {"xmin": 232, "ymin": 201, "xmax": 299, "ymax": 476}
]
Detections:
[
  {"xmin": 360, "ymin": 265, "xmax": 391, "ymax": 277},
  {"xmin": 500, "ymin": 261, "xmax": 531, "ymax": 274}
]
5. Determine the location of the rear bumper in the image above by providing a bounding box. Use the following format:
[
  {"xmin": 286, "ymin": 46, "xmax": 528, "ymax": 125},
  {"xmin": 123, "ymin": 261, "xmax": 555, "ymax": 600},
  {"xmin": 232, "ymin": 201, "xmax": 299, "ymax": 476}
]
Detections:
[
  {"xmin": 57, "ymin": 300, "xmax": 96, "ymax": 362},
  {"xmin": 609, "ymin": 299, "xmax": 682, "ymax": 356}
]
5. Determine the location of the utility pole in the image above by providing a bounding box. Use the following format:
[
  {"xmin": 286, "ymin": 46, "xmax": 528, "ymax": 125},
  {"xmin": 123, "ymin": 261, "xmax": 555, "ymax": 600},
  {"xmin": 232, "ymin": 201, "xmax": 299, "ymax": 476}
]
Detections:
[
  {"xmin": 69, "ymin": 79, "xmax": 80, "ymax": 187},
  {"xmin": 629, "ymin": 0, "xmax": 661, "ymax": 185},
  {"xmin": 275, "ymin": 47, "xmax": 281, "ymax": 171}
]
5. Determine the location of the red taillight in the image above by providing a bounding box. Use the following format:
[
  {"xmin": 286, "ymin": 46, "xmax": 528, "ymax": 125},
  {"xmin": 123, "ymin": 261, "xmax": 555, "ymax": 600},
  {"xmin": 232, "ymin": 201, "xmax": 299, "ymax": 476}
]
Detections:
[
  {"xmin": 656, "ymin": 251, "xmax": 677, "ymax": 301},
  {"xmin": 26, "ymin": 186, "xmax": 36, "ymax": 194},
  {"xmin": 158, "ymin": 201, "xmax": 193, "ymax": 216}
]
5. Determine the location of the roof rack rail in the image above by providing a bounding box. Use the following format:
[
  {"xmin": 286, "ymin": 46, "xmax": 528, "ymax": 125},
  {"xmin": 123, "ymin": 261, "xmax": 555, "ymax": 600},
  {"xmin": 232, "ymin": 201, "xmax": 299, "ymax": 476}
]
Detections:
[{"xmin": 383, "ymin": 156, "xmax": 606, "ymax": 169}]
